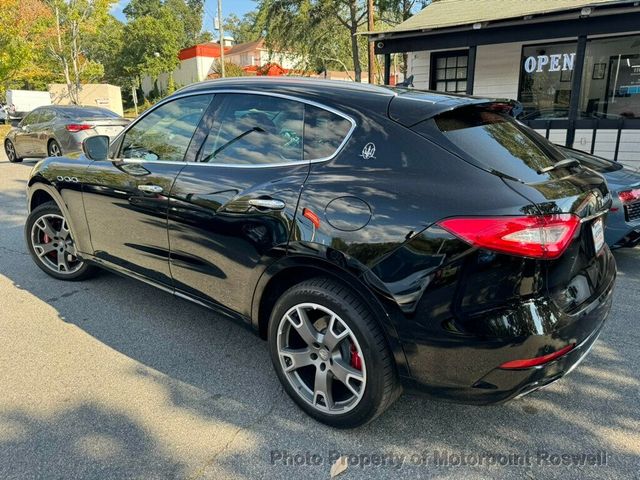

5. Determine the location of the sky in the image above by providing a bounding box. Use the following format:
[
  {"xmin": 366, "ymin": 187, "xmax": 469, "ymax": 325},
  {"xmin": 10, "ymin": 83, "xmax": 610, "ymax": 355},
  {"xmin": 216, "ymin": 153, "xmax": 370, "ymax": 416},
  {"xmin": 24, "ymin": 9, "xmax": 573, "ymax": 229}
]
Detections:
[{"xmin": 111, "ymin": 0, "xmax": 258, "ymax": 36}]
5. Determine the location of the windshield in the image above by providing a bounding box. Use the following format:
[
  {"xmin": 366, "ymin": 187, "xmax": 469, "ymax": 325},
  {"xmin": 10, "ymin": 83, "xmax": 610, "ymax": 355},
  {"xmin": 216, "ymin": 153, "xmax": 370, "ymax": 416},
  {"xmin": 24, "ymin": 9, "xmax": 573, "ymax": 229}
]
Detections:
[{"xmin": 434, "ymin": 105, "xmax": 565, "ymax": 182}]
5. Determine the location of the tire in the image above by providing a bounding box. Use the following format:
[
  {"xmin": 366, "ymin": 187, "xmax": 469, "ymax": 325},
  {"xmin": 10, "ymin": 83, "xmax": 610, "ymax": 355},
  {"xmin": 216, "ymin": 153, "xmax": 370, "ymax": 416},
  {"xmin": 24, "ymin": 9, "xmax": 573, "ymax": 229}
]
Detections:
[
  {"xmin": 268, "ymin": 277, "xmax": 400, "ymax": 428},
  {"xmin": 4, "ymin": 139, "xmax": 22, "ymax": 163},
  {"xmin": 25, "ymin": 201, "xmax": 96, "ymax": 281},
  {"xmin": 48, "ymin": 139, "xmax": 62, "ymax": 157}
]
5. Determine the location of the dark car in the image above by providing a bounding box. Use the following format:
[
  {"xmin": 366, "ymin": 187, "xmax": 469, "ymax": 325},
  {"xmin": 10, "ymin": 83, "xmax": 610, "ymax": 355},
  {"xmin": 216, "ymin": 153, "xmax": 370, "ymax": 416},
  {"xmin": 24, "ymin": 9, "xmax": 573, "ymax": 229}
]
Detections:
[
  {"xmin": 4, "ymin": 105, "xmax": 129, "ymax": 162},
  {"xmin": 24, "ymin": 78, "xmax": 616, "ymax": 428},
  {"xmin": 556, "ymin": 146, "xmax": 640, "ymax": 248}
]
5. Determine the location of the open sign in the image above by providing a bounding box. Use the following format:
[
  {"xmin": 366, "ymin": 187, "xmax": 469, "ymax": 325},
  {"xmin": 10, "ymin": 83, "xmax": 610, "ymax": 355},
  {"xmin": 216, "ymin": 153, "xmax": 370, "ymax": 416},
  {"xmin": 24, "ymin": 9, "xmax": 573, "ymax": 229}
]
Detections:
[{"xmin": 524, "ymin": 53, "xmax": 576, "ymax": 73}]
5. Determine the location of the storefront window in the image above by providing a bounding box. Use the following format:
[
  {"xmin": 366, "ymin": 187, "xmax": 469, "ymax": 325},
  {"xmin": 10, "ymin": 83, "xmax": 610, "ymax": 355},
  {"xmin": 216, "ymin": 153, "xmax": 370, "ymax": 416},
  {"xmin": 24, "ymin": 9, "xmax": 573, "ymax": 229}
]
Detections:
[
  {"xmin": 579, "ymin": 35, "xmax": 640, "ymax": 119},
  {"xmin": 518, "ymin": 42, "xmax": 577, "ymax": 120}
]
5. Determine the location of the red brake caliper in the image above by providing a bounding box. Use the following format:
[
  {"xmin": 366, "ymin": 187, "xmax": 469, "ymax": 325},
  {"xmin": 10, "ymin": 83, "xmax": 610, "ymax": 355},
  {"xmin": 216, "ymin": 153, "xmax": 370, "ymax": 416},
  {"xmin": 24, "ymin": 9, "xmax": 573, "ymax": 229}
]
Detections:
[{"xmin": 350, "ymin": 343, "xmax": 362, "ymax": 370}]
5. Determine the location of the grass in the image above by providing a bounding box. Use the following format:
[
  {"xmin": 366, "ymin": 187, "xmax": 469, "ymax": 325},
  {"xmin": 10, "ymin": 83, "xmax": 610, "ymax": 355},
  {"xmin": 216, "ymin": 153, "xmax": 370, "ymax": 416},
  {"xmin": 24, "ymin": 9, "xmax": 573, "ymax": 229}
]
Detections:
[{"xmin": 0, "ymin": 124, "xmax": 11, "ymax": 141}]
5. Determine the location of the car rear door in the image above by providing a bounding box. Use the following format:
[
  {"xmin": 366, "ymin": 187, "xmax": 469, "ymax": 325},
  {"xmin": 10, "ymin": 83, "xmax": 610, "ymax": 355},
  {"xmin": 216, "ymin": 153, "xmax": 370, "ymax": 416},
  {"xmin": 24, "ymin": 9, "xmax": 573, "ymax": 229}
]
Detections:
[
  {"xmin": 31, "ymin": 108, "xmax": 56, "ymax": 156},
  {"xmin": 81, "ymin": 93, "xmax": 214, "ymax": 286},
  {"xmin": 167, "ymin": 92, "xmax": 354, "ymax": 317}
]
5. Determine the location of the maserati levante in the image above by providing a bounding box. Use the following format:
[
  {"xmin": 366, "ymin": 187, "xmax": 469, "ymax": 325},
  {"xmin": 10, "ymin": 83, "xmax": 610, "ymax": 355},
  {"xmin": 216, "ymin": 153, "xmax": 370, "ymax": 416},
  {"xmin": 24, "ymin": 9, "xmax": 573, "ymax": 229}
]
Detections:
[{"xmin": 24, "ymin": 78, "xmax": 616, "ymax": 427}]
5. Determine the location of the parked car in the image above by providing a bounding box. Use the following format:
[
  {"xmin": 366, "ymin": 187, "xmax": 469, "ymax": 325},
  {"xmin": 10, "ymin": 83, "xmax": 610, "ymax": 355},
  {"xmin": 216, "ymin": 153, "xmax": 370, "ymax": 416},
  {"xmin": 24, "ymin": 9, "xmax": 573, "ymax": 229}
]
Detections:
[
  {"xmin": 4, "ymin": 105, "xmax": 129, "ymax": 162},
  {"xmin": 556, "ymin": 146, "xmax": 640, "ymax": 248},
  {"xmin": 24, "ymin": 79, "xmax": 616, "ymax": 428}
]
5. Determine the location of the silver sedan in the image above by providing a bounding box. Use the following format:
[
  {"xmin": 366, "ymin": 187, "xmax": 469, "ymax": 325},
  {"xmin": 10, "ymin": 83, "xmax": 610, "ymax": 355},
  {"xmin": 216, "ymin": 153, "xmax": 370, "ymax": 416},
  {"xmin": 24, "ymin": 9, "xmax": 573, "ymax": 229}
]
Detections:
[{"xmin": 4, "ymin": 105, "xmax": 129, "ymax": 162}]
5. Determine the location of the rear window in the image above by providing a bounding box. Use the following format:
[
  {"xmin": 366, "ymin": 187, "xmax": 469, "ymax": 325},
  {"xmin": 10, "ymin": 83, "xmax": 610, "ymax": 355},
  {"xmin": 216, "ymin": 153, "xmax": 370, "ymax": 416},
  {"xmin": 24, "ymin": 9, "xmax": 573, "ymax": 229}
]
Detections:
[
  {"xmin": 434, "ymin": 105, "xmax": 563, "ymax": 182},
  {"xmin": 59, "ymin": 107, "xmax": 120, "ymax": 118}
]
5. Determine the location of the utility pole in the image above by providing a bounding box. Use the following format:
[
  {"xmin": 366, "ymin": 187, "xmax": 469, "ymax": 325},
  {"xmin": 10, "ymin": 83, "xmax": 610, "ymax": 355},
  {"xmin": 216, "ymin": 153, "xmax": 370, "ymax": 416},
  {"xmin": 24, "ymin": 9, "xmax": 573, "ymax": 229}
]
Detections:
[
  {"xmin": 217, "ymin": 0, "xmax": 225, "ymax": 78},
  {"xmin": 367, "ymin": 0, "xmax": 375, "ymax": 84}
]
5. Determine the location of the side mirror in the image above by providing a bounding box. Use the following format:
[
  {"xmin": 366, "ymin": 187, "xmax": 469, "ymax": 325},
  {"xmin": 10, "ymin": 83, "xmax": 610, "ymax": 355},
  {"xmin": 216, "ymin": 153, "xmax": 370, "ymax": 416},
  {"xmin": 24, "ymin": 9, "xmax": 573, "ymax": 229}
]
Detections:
[{"xmin": 83, "ymin": 135, "xmax": 110, "ymax": 161}]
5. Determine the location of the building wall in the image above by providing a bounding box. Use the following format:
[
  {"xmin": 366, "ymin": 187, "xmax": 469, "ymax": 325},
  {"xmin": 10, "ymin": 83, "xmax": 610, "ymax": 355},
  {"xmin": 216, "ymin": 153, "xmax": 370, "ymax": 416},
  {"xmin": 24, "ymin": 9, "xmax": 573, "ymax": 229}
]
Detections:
[
  {"xmin": 49, "ymin": 83, "xmax": 124, "ymax": 116},
  {"xmin": 407, "ymin": 40, "xmax": 640, "ymax": 169}
]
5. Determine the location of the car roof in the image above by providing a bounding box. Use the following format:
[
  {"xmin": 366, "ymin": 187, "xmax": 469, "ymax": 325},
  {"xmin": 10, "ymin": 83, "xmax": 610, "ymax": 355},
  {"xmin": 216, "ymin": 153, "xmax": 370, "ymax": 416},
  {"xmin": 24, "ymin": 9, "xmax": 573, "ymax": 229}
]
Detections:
[{"xmin": 175, "ymin": 77, "xmax": 496, "ymax": 119}]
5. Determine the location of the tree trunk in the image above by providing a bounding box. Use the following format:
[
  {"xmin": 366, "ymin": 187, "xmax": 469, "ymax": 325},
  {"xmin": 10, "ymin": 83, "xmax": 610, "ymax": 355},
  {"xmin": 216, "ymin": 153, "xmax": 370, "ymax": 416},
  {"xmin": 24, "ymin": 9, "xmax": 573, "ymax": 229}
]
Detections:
[
  {"xmin": 54, "ymin": 4, "xmax": 74, "ymax": 103},
  {"xmin": 349, "ymin": 0, "xmax": 361, "ymax": 82},
  {"xmin": 71, "ymin": 20, "xmax": 81, "ymax": 105}
]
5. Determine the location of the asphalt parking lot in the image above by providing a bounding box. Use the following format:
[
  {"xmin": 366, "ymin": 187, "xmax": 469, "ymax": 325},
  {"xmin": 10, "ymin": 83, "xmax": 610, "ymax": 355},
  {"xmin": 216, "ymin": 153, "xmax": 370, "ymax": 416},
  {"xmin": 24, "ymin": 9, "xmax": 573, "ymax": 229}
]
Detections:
[{"xmin": 0, "ymin": 152, "xmax": 639, "ymax": 480}]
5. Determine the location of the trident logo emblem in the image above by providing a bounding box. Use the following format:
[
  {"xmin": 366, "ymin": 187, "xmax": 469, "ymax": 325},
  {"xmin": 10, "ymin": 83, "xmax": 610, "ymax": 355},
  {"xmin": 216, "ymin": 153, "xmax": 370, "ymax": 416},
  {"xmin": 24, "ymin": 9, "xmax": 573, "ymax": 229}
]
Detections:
[{"xmin": 360, "ymin": 142, "xmax": 376, "ymax": 160}]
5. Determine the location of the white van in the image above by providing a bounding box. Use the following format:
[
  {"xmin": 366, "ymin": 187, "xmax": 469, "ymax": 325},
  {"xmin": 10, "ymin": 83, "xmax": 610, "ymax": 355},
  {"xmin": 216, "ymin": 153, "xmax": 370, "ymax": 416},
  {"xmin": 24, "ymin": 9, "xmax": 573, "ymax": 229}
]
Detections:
[{"xmin": 6, "ymin": 90, "xmax": 52, "ymax": 119}]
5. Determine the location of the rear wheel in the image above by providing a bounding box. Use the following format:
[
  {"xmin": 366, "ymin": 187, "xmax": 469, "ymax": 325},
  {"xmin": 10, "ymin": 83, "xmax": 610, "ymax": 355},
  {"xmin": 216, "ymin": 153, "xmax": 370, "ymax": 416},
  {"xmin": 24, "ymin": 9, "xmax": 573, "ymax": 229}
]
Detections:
[
  {"xmin": 25, "ymin": 201, "xmax": 96, "ymax": 281},
  {"xmin": 4, "ymin": 139, "xmax": 22, "ymax": 163},
  {"xmin": 268, "ymin": 277, "xmax": 399, "ymax": 428},
  {"xmin": 47, "ymin": 140, "xmax": 62, "ymax": 157}
]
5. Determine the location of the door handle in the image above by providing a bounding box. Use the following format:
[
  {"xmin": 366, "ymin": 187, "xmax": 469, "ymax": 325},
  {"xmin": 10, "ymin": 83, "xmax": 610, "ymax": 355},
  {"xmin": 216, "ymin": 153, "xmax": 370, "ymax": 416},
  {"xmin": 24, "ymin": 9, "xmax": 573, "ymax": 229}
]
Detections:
[
  {"xmin": 138, "ymin": 184, "xmax": 163, "ymax": 193},
  {"xmin": 248, "ymin": 198, "xmax": 286, "ymax": 210}
]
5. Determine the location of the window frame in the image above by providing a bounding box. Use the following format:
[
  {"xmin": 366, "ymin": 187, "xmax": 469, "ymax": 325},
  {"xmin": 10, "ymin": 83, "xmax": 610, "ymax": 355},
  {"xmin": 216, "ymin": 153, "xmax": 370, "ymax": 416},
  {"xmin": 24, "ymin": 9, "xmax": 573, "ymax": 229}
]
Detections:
[
  {"xmin": 429, "ymin": 49, "xmax": 469, "ymax": 94},
  {"xmin": 111, "ymin": 90, "xmax": 356, "ymax": 168}
]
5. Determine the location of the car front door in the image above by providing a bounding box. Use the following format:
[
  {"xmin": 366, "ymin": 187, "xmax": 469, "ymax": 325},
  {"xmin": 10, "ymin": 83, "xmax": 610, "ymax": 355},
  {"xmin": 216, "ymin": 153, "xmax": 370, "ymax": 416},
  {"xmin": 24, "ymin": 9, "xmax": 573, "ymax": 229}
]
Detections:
[
  {"xmin": 167, "ymin": 93, "xmax": 354, "ymax": 317},
  {"xmin": 82, "ymin": 93, "xmax": 214, "ymax": 286}
]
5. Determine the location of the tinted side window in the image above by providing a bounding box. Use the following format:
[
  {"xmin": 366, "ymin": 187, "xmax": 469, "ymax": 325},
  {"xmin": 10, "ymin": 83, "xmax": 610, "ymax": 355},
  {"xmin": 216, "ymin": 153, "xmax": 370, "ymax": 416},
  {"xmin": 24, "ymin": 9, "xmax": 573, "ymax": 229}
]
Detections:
[
  {"xmin": 200, "ymin": 94, "xmax": 304, "ymax": 165},
  {"xmin": 39, "ymin": 109, "xmax": 55, "ymax": 122},
  {"xmin": 22, "ymin": 110, "xmax": 42, "ymax": 126},
  {"xmin": 121, "ymin": 94, "xmax": 213, "ymax": 162},
  {"xmin": 303, "ymin": 105, "xmax": 352, "ymax": 160}
]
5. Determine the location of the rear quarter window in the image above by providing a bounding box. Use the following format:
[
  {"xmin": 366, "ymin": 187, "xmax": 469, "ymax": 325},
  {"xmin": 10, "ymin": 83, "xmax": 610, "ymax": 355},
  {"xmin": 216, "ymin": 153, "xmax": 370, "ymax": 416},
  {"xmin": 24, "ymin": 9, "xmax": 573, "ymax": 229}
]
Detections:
[{"xmin": 303, "ymin": 105, "xmax": 353, "ymax": 160}]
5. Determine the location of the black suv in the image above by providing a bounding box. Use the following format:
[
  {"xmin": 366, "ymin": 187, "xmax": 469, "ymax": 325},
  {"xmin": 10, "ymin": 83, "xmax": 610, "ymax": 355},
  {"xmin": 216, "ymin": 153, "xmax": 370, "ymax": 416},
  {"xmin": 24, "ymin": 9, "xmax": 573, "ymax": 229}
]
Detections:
[{"xmin": 25, "ymin": 78, "xmax": 616, "ymax": 428}]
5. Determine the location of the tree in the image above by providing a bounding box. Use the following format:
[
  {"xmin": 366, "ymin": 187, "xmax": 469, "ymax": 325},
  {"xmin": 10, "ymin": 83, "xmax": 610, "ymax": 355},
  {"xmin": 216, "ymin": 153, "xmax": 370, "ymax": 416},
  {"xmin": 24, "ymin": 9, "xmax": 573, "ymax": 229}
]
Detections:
[
  {"xmin": 0, "ymin": 0, "xmax": 56, "ymax": 94},
  {"xmin": 46, "ymin": 0, "xmax": 115, "ymax": 104},
  {"xmin": 224, "ymin": 12, "xmax": 260, "ymax": 44},
  {"xmin": 125, "ymin": 0, "xmax": 209, "ymax": 48},
  {"xmin": 84, "ymin": 14, "xmax": 126, "ymax": 85},
  {"xmin": 121, "ymin": 8, "xmax": 183, "ymax": 96},
  {"xmin": 257, "ymin": 0, "xmax": 369, "ymax": 81}
]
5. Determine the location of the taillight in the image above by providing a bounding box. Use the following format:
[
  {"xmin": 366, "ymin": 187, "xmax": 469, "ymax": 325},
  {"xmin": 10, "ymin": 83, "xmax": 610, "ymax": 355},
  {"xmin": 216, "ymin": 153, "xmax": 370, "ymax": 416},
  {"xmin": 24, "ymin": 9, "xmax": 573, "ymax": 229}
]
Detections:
[
  {"xmin": 65, "ymin": 124, "xmax": 93, "ymax": 132},
  {"xmin": 438, "ymin": 214, "xmax": 580, "ymax": 259},
  {"xmin": 499, "ymin": 343, "xmax": 576, "ymax": 369},
  {"xmin": 618, "ymin": 188, "xmax": 640, "ymax": 205}
]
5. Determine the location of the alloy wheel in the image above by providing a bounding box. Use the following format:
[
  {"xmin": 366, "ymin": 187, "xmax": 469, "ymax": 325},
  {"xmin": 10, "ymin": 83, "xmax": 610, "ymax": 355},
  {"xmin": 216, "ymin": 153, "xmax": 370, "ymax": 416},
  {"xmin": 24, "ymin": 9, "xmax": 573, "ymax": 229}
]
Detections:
[
  {"xmin": 30, "ymin": 213, "xmax": 83, "ymax": 274},
  {"xmin": 5, "ymin": 141, "xmax": 16, "ymax": 161},
  {"xmin": 48, "ymin": 142, "xmax": 61, "ymax": 157},
  {"xmin": 276, "ymin": 303, "xmax": 367, "ymax": 415}
]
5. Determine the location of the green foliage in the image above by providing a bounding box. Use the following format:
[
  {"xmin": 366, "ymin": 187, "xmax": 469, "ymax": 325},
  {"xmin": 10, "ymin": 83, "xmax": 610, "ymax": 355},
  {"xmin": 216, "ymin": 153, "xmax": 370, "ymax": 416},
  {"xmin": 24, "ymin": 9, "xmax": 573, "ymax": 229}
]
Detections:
[
  {"xmin": 166, "ymin": 74, "xmax": 176, "ymax": 95},
  {"xmin": 256, "ymin": 0, "xmax": 370, "ymax": 81},
  {"xmin": 125, "ymin": 0, "xmax": 207, "ymax": 48},
  {"xmin": 0, "ymin": 0, "xmax": 58, "ymax": 89},
  {"xmin": 210, "ymin": 61, "xmax": 246, "ymax": 78},
  {"xmin": 224, "ymin": 12, "xmax": 261, "ymax": 44},
  {"xmin": 121, "ymin": 9, "xmax": 182, "ymax": 82}
]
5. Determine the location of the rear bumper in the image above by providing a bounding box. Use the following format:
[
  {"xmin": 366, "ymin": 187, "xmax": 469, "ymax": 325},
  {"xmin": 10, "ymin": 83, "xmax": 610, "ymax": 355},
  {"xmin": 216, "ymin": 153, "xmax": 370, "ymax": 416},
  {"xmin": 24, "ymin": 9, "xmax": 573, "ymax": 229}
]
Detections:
[{"xmin": 399, "ymin": 257, "xmax": 616, "ymax": 404}]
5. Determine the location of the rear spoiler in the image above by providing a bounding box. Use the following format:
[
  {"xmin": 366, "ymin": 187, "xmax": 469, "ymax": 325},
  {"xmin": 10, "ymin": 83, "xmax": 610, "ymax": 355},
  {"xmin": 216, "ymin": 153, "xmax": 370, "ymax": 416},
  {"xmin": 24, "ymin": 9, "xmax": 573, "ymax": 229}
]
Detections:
[{"xmin": 388, "ymin": 93, "xmax": 522, "ymax": 127}]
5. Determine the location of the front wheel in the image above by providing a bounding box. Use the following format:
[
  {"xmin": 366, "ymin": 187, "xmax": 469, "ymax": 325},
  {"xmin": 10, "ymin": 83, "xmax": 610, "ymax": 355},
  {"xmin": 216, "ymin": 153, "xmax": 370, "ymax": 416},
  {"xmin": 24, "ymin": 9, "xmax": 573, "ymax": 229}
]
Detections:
[
  {"xmin": 5, "ymin": 139, "xmax": 22, "ymax": 163},
  {"xmin": 268, "ymin": 277, "xmax": 399, "ymax": 428},
  {"xmin": 25, "ymin": 201, "xmax": 96, "ymax": 281}
]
